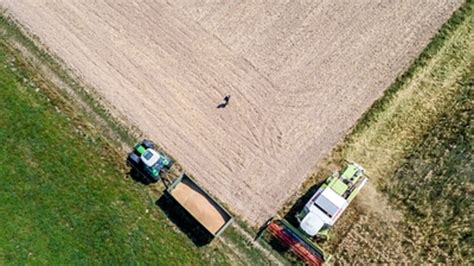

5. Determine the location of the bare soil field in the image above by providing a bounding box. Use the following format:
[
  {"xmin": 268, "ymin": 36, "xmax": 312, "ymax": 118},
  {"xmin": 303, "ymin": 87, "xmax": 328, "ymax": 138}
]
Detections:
[{"xmin": 1, "ymin": 0, "xmax": 462, "ymax": 224}]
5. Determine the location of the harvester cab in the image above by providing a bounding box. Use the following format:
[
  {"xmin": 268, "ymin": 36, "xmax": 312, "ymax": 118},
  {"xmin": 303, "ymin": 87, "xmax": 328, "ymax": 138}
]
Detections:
[
  {"xmin": 296, "ymin": 162, "xmax": 368, "ymax": 239},
  {"xmin": 127, "ymin": 139, "xmax": 173, "ymax": 182}
]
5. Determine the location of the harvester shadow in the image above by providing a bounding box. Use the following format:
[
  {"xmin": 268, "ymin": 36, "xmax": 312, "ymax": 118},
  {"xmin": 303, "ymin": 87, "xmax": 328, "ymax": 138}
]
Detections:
[
  {"xmin": 156, "ymin": 194, "xmax": 213, "ymax": 247},
  {"xmin": 263, "ymin": 180, "xmax": 326, "ymax": 256},
  {"xmin": 283, "ymin": 180, "xmax": 326, "ymax": 226},
  {"xmin": 268, "ymin": 237, "xmax": 291, "ymax": 254}
]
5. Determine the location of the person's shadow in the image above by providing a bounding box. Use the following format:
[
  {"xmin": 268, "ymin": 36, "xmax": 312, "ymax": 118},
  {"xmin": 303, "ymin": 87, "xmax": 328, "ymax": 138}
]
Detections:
[{"xmin": 217, "ymin": 103, "xmax": 227, "ymax": 108}]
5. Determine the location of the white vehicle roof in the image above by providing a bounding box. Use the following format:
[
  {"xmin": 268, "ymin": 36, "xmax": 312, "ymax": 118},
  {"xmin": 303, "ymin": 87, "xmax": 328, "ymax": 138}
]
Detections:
[
  {"xmin": 314, "ymin": 188, "xmax": 348, "ymax": 217},
  {"xmin": 141, "ymin": 149, "xmax": 160, "ymax": 167},
  {"xmin": 300, "ymin": 212, "xmax": 325, "ymax": 237},
  {"xmin": 300, "ymin": 188, "xmax": 349, "ymax": 236},
  {"xmin": 305, "ymin": 187, "xmax": 348, "ymax": 223}
]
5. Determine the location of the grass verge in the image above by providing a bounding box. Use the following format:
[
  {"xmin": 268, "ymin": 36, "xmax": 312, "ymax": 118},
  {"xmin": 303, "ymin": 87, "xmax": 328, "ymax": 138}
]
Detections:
[
  {"xmin": 0, "ymin": 41, "xmax": 230, "ymax": 264},
  {"xmin": 0, "ymin": 14, "xmax": 136, "ymax": 147},
  {"xmin": 0, "ymin": 12, "xmax": 285, "ymax": 266}
]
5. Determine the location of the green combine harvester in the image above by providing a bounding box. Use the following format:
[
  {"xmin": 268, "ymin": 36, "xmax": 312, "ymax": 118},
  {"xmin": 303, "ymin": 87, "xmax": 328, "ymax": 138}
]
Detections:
[
  {"xmin": 264, "ymin": 162, "xmax": 368, "ymax": 265},
  {"xmin": 127, "ymin": 139, "xmax": 173, "ymax": 182},
  {"xmin": 296, "ymin": 162, "xmax": 368, "ymax": 239}
]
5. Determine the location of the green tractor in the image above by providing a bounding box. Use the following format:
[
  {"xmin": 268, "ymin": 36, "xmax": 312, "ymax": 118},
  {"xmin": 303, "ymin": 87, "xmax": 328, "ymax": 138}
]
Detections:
[
  {"xmin": 127, "ymin": 139, "xmax": 173, "ymax": 183},
  {"xmin": 296, "ymin": 162, "xmax": 368, "ymax": 241}
]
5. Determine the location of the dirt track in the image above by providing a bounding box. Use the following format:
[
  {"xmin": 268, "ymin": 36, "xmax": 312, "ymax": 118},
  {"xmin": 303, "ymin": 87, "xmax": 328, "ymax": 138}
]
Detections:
[{"xmin": 1, "ymin": 0, "xmax": 461, "ymax": 224}]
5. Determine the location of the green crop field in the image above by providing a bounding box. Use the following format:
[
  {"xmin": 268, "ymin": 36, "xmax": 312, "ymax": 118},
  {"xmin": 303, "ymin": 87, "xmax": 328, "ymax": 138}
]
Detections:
[
  {"xmin": 0, "ymin": 13, "xmax": 286, "ymax": 265},
  {"xmin": 0, "ymin": 13, "xmax": 287, "ymax": 265},
  {"xmin": 386, "ymin": 80, "xmax": 472, "ymax": 262},
  {"xmin": 338, "ymin": 2, "xmax": 473, "ymax": 262},
  {"xmin": 0, "ymin": 42, "xmax": 228, "ymax": 264},
  {"xmin": 0, "ymin": 1, "xmax": 472, "ymax": 264},
  {"xmin": 281, "ymin": 1, "xmax": 473, "ymax": 264}
]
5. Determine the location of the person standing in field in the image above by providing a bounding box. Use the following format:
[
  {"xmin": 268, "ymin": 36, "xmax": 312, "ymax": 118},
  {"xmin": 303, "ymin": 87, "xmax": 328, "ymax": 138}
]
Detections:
[{"xmin": 217, "ymin": 95, "xmax": 231, "ymax": 108}]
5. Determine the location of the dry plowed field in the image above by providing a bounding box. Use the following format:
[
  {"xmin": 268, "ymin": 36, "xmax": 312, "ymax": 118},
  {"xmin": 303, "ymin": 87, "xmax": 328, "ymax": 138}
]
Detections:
[{"xmin": 2, "ymin": 0, "xmax": 461, "ymax": 224}]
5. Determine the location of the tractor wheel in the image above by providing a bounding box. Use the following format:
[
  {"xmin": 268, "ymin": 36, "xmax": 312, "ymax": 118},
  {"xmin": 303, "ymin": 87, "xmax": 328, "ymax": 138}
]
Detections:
[
  {"xmin": 127, "ymin": 152, "xmax": 140, "ymax": 166},
  {"xmin": 314, "ymin": 235, "xmax": 327, "ymax": 243},
  {"xmin": 165, "ymin": 160, "xmax": 174, "ymax": 169},
  {"xmin": 314, "ymin": 231, "xmax": 329, "ymax": 243},
  {"xmin": 142, "ymin": 139, "xmax": 155, "ymax": 149},
  {"xmin": 149, "ymin": 174, "xmax": 160, "ymax": 183}
]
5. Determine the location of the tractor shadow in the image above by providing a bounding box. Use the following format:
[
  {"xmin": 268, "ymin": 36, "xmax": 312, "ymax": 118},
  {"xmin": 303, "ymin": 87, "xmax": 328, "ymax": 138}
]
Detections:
[
  {"xmin": 156, "ymin": 193, "xmax": 213, "ymax": 247},
  {"xmin": 128, "ymin": 168, "xmax": 154, "ymax": 185}
]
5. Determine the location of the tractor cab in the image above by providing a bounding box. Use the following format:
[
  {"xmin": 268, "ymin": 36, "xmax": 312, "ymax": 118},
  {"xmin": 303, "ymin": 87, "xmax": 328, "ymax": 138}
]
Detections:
[
  {"xmin": 141, "ymin": 149, "xmax": 160, "ymax": 167},
  {"xmin": 140, "ymin": 148, "xmax": 167, "ymax": 178}
]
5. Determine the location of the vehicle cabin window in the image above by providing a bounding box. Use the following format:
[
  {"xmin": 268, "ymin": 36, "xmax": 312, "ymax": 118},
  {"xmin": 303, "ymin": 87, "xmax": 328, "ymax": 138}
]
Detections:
[{"xmin": 144, "ymin": 151, "xmax": 153, "ymax": 160}]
